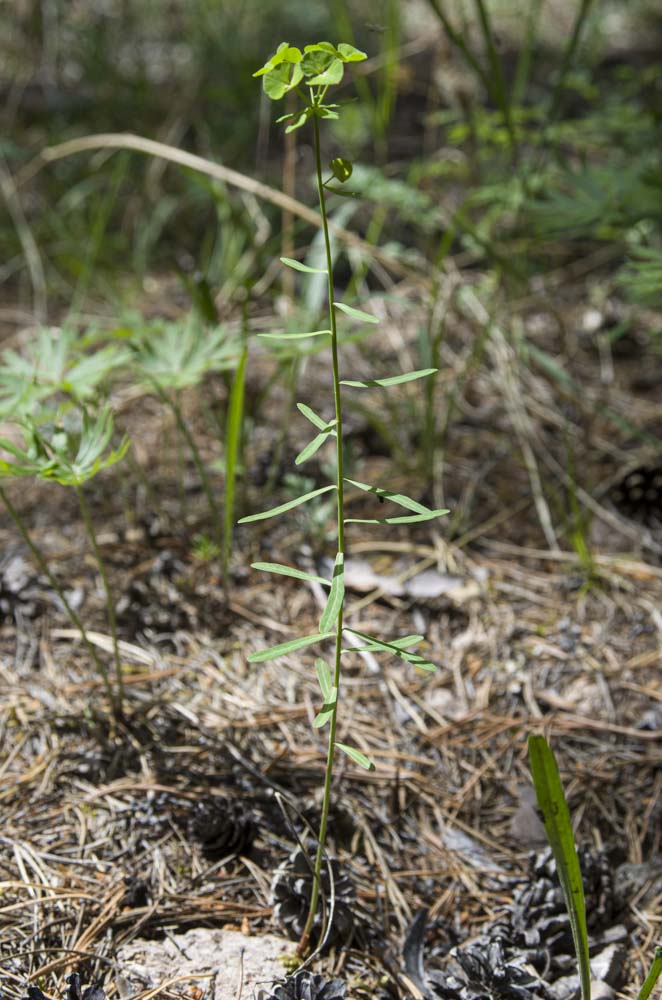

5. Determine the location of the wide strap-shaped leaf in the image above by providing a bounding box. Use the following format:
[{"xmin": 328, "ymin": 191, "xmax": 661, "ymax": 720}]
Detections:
[
  {"xmin": 333, "ymin": 302, "xmax": 379, "ymax": 324},
  {"xmin": 345, "ymin": 510, "xmax": 449, "ymax": 525},
  {"xmin": 315, "ymin": 657, "xmax": 333, "ymax": 699},
  {"xmin": 258, "ymin": 329, "xmax": 331, "ymax": 339},
  {"xmin": 336, "ymin": 742, "xmax": 375, "ymax": 771},
  {"xmin": 248, "ymin": 631, "xmax": 334, "ymax": 663},
  {"xmin": 320, "ymin": 552, "xmax": 344, "ymax": 632},
  {"xmin": 528, "ymin": 735, "xmax": 591, "ymax": 1000},
  {"xmin": 297, "ymin": 402, "xmax": 335, "ymax": 430},
  {"xmin": 238, "ymin": 484, "xmax": 336, "ymax": 523},
  {"xmin": 345, "ymin": 628, "xmax": 437, "ymax": 671},
  {"xmin": 251, "ymin": 562, "xmax": 331, "ymax": 586},
  {"xmin": 295, "ymin": 429, "xmax": 335, "ymax": 466},
  {"xmin": 280, "ymin": 256, "xmax": 327, "ymax": 274},
  {"xmin": 341, "ymin": 368, "xmax": 438, "ymax": 388}
]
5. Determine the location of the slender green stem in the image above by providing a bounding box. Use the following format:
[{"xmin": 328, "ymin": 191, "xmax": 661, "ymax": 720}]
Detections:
[
  {"xmin": 300, "ymin": 110, "xmax": 346, "ymax": 954},
  {"xmin": 74, "ymin": 483, "xmax": 125, "ymax": 713},
  {"xmin": 158, "ymin": 385, "xmax": 224, "ymax": 552},
  {"xmin": 0, "ymin": 484, "xmax": 119, "ymax": 715}
]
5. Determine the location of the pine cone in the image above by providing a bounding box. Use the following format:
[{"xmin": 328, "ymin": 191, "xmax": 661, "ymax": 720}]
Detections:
[
  {"xmin": 271, "ymin": 848, "xmax": 355, "ymax": 945},
  {"xmin": 188, "ymin": 797, "xmax": 255, "ymax": 857},
  {"xmin": 260, "ymin": 972, "xmax": 347, "ymax": 1000}
]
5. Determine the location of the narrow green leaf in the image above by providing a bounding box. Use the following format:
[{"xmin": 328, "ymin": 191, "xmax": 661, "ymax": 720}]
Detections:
[
  {"xmin": 314, "ymin": 707, "xmax": 334, "ymax": 728},
  {"xmin": 344, "ymin": 478, "xmax": 433, "ymax": 515},
  {"xmin": 637, "ymin": 947, "xmax": 662, "ymax": 1000},
  {"xmin": 315, "ymin": 658, "xmax": 333, "ymax": 700},
  {"xmin": 336, "ymin": 742, "xmax": 375, "ymax": 771},
  {"xmin": 334, "ymin": 301, "xmax": 379, "ymax": 324},
  {"xmin": 251, "ymin": 562, "xmax": 331, "ymax": 586},
  {"xmin": 313, "ymin": 684, "xmax": 338, "ymax": 728},
  {"xmin": 345, "ymin": 509, "xmax": 448, "ymax": 525},
  {"xmin": 280, "ymin": 257, "xmax": 327, "ymax": 274},
  {"xmin": 223, "ymin": 346, "xmax": 247, "ymax": 574},
  {"xmin": 295, "ymin": 429, "xmax": 334, "ymax": 466},
  {"xmin": 248, "ymin": 632, "xmax": 334, "ymax": 663},
  {"xmin": 345, "ymin": 629, "xmax": 437, "ymax": 671},
  {"xmin": 341, "ymin": 368, "xmax": 438, "ymax": 388},
  {"xmin": 285, "ymin": 111, "xmax": 310, "ymax": 133},
  {"xmin": 344, "ymin": 634, "xmax": 424, "ymax": 652},
  {"xmin": 297, "ymin": 402, "xmax": 333, "ymax": 430},
  {"xmin": 258, "ymin": 329, "xmax": 331, "ymax": 339},
  {"xmin": 238, "ymin": 484, "xmax": 335, "ymax": 523},
  {"xmin": 528, "ymin": 735, "xmax": 591, "ymax": 1000},
  {"xmin": 320, "ymin": 552, "xmax": 344, "ymax": 632}
]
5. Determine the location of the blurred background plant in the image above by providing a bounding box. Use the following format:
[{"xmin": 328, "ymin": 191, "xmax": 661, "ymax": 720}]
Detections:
[{"xmin": 1, "ymin": 0, "xmax": 661, "ymax": 602}]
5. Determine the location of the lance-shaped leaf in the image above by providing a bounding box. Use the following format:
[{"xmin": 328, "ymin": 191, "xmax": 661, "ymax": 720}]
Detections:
[
  {"xmin": 346, "ymin": 509, "xmax": 448, "ymax": 525},
  {"xmin": 297, "ymin": 402, "xmax": 335, "ymax": 430},
  {"xmin": 251, "ymin": 562, "xmax": 331, "ymax": 586},
  {"xmin": 345, "ymin": 634, "xmax": 424, "ymax": 652},
  {"xmin": 341, "ymin": 368, "xmax": 438, "ymax": 388},
  {"xmin": 258, "ymin": 329, "xmax": 331, "ymax": 339},
  {"xmin": 238, "ymin": 484, "xmax": 336, "ymax": 523},
  {"xmin": 248, "ymin": 632, "xmax": 334, "ymax": 663},
  {"xmin": 315, "ymin": 658, "xmax": 334, "ymax": 700},
  {"xmin": 313, "ymin": 685, "xmax": 338, "ymax": 729},
  {"xmin": 336, "ymin": 742, "xmax": 375, "ymax": 771},
  {"xmin": 320, "ymin": 552, "xmax": 344, "ymax": 632},
  {"xmin": 345, "ymin": 628, "xmax": 437, "ymax": 671},
  {"xmin": 280, "ymin": 257, "xmax": 328, "ymax": 274},
  {"xmin": 344, "ymin": 478, "xmax": 433, "ymax": 515},
  {"xmin": 334, "ymin": 301, "xmax": 379, "ymax": 324},
  {"xmin": 528, "ymin": 735, "xmax": 591, "ymax": 1000},
  {"xmin": 295, "ymin": 428, "xmax": 336, "ymax": 466},
  {"xmin": 637, "ymin": 948, "xmax": 662, "ymax": 1000}
]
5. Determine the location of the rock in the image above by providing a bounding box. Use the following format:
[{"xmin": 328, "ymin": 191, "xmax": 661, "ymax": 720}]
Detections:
[{"xmin": 117, "ymin": 928, "xmax": 293, "ymax": 1000}]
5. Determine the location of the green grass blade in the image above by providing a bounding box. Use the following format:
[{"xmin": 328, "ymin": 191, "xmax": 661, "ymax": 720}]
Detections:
[
  {"xmin": 280, "ymin": 256, "xmax": 327, "ymax": 273},
  {"xmin": 238, "ymin": 484, "xmax": 336, "ymax": 523},
  {"xmin": 251, "ymin": 562, "xmax": 331, "ymax": 586},
  {"xmin": 341, "ymin": 368, "xmax": 438, "ymax": 388},
  {"xmin": 258, "ymin": 329, "xmax": 331, "ymax": 339},
  {"xmin": 223, "ymin": 345, "xmax": 247, "ymax": 578},
  {"xmin": 295, "ymin": 429, "xmax": 334, "ymax": 466},
  {"xmin": 334, "ymin": 301, "xmax": 379, "ymax": 324},
  {"xmin": 637, "ymin": 947, "xmax": 662, "ymax": 1000},
  {"xmin": 320, "ymin": 552, "xmax": 344, "ymax": 632},
  {"xmin": 335, "ymin": 742, "xmax": 375, "ymax": 771},
  {"xmin": 528, "ymin": 735, "xmax": 591, "ymax": 1000},
  {"xmin": 248, "ymin": 631, "xmax": 334, "ymax": 663}
]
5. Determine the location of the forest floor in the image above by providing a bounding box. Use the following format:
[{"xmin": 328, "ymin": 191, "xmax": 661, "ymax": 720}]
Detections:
[{"xmin": 1, "ymin": 263, "xmax": 661, "ymax": 1000}]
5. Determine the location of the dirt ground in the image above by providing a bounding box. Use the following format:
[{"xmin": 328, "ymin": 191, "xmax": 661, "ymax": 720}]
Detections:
[{"xmin": 0, "ymin": 273, "xmax": 661, "ymax": 999}]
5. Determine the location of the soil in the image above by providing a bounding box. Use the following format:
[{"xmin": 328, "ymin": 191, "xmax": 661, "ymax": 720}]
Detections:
[{"xmin": 0, "ymin": 270, "xmax": 660, "ymax": 1000}]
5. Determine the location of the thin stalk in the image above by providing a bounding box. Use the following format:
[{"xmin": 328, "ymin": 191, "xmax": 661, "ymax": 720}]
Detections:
[
  {"xmin": 74, "ymin": 483, "xmax": 125, "ymax": 713},
  {"xmin": 158, "ymin": 385, "xmax": 224, "ymax": 552},
  {"xmin": 0, "ymin": 484, "xmax": 119, "ymax": 715},
  {"xmin": 299, "ymin": 110, "xmax": 346, "ymax": 955},
  {"xmin": 549, "ymin": 0, "xmax": 595, "ymax": 121}
]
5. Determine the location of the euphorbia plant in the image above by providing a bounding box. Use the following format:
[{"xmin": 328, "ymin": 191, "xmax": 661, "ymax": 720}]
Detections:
[
  {"xmin": 0, "ymin": 406, "xmax": 129, "ymax": 718},
  {"xmin": 244, "ymin": 41, "xmax": 448, "ymax": 954}
]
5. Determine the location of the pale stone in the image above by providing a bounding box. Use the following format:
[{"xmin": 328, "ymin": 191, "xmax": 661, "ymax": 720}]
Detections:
[{"xmin": 117, "ymin": 927, "xmax": 294, "ymax": 1000}]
